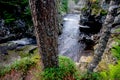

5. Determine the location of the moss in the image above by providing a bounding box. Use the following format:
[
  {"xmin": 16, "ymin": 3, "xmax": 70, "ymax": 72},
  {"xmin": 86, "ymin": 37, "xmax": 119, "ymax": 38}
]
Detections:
[
  {"xmin": 91, "ymin": 8, "xmax": 100, "ymax": 15},
  {"xmin": 81, "ymin": 0, "xmax": 108, "ymax": 16},
  {"xmin": 16, "ymin": 45, "xmax": 38, "ymax": 58},
  {"xmin": 81, "ymin": 6, "xmax": 88, "ymax": 12},
  {"xmin": 100, "ymin": 9, "xmax": 108, "ymax": 16}
]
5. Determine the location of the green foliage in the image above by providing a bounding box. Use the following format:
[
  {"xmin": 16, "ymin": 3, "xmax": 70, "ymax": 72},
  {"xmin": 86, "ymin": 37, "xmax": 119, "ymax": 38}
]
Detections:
[
  {"xmin": 41, "ymin": 56, "xmax": 79, "ymax": 80},
  {"xmin": 0, "ymin": 57, "xmax": 36, "ymax": 76},
  {"xmin": 100, "ymin": 9, "xmax": 108, "ymax": 16},
  {"xmin": 100, "ymin": 71, "xmax": 108, "ymax": 80},
  {"xmin": 81, "ymin": 6, "xmax": 88, "ymax": 12},
  {"xmin": 0, "ymin": 0, "xmax": 32, "ymax": 25},
  {"xmin": 3, "ymin": 11, "xmax": 15, "ymax": 24},
  {"xmin": 91, "ymin": 3, "xmax": 100, "ymax": 9},
  {"xmin": 91, "ymin": 3, "xmax": 101, "ymax": 15},
  {"xmin": 100, "ymin": 61, "xmax": 120, "ymax": 80},
  {"xmin": 115, "ymin": 27, "xmax": 120, "ymax": 33},
  {"xmin": 111, "ymin": 39, "xmax": 120, "ymax": 59},
  {"xmin": 80, "ymin": 72, "xmax": 102, "ymax": 80},
  {"xmin": 109, "ymin": 62, "xmax": 120, "ymax": 80},
  {"xmin": 59, "ymin": 0, "xmax": 68, "ymax": 14},
  {"xmin": 81, "ymin": 0, "xmax": 108, "ymax": 16}
]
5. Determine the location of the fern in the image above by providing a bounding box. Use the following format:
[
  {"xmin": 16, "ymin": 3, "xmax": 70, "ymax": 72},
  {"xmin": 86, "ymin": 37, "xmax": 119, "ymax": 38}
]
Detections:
[{"xmin": 111, "ymin": 39, "xmax": 120, "ymax": 60}]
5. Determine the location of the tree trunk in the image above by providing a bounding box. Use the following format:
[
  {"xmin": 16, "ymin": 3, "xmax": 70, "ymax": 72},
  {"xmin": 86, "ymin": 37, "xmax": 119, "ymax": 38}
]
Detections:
[
  {"xmin": 29, "ymin": 0, "xmax": 59, "ymax": 69},
  {"xmin": 88, "ymin": 0, "xmax": 118, "ymax": 72}
]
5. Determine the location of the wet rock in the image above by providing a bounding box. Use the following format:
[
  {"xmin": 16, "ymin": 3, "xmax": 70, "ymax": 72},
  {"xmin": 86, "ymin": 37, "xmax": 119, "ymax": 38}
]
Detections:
[
  {"xmin": 0, "ymin": 19, "xmax": 9, "ymax": 37},
  {"xmin": 0, "ymin": 38, "xmax": 36, "ymax": 56},
  {"xmin": 0, "ymin": 18, "xmax": 35, "ymax": 43},
  {"xmin": 0, "ymin": 46, "xmax": 8, "ymax": 55},
  {"xmin": 11, "ymin": 38, "xmax": 36, "ymax": 45},
  {"xmin": 25, "ymin": 46, "xmax": 37, "ymax": 53},
  {"xmin": 0, "ymin": 34, "xmax": 16, "ymax": 43},
  {"xmin": 79, "ymin": 15, "xmax": 102, "ymax": 34},
  {"xmin": 15, "ymin": 19, "xmax": 25, "ymax": 28},
  {"xmin": 80, "ymin": 37, "xmax": 95, "ymax": 50}
]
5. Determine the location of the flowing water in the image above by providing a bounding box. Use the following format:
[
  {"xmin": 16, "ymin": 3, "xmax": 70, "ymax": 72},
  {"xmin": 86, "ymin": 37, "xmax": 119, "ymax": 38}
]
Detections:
[{"xmin": 58, "ymin": 14, "xmax": 85, "ymax": 62}]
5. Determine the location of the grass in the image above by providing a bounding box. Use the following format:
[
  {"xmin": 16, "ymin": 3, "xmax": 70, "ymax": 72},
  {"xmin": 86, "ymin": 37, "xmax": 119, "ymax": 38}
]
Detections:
[
  {"xmin": 0, "ymin": 52, "xmax": 39, "ymax": 76},
  {"xmin": 0, "ymin": 57, "xmax": 35, "ymax": 76}
]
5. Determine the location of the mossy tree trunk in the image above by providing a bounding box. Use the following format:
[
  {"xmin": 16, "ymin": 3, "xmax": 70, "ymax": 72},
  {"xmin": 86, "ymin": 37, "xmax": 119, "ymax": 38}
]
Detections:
[
  {"xmin": 29, "ymin": 0, "xmax": 59, "ymax": 69},
  {"xmin": 88, "ymin": 0, "xmax": 119, "ymax": 72}
]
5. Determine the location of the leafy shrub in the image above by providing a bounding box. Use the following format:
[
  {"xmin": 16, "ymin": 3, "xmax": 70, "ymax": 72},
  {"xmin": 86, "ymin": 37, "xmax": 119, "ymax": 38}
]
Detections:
[{"xmin": 41, "ymin": 56, "xmax": 78, "ymax": 80}]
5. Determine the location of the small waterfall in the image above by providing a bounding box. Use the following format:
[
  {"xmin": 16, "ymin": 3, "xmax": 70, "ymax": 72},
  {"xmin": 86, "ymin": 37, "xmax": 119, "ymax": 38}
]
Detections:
[{"xmin": 58, "ymin": 14, "xmax": 85, "ymax": 62}]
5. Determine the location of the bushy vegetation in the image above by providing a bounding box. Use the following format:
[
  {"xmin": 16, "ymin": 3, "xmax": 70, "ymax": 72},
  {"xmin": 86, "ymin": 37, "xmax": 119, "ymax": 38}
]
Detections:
[{"xmin": 41, "ymin": 56, "xmax": 80, "ymax": 80}]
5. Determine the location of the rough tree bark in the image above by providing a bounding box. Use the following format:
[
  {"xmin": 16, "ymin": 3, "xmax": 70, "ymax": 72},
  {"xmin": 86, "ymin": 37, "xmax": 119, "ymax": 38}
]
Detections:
[
  {"xmin": 29, "ymin": 0, "xmax": 59, "ymax": 69},
  {"xmin": 88, "ymin": 0, "xmax": 119, "ymax": 72}
]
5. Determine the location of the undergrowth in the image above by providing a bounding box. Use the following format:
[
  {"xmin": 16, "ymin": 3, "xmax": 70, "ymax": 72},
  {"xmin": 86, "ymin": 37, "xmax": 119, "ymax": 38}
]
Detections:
[
  {"xmin": 100, "ymin": 61, "xmax": 120, "ymax": 80},
  {"xmin": 111, "ymin": 39, "xmax": 120, "ymax": 59},
  {"xmin": 0, "ymin": 53, "xmax": 39, "ymax": 76},
  {"xmin": 41, "ymin": 56, "xmax": 80, "ymax": 80},
  {"xmin": 59, "ymin": 0, "xmax": 68, "ymax": 14}
]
